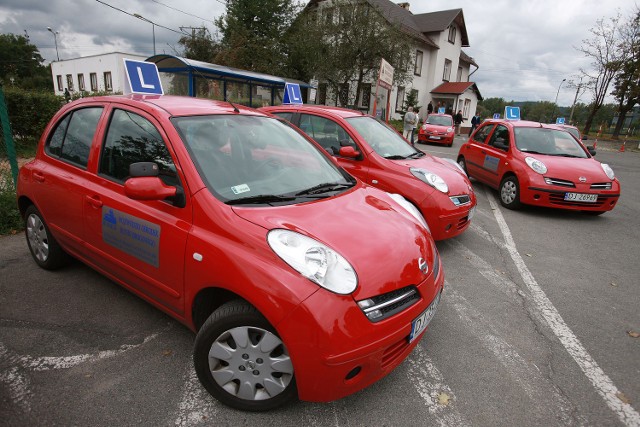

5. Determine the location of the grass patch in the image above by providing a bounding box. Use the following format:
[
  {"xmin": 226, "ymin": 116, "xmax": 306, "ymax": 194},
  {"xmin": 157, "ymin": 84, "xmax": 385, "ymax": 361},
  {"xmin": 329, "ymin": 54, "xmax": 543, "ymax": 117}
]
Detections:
[{"xmin": 0, "ymin": 168, "xmax": 22, "ymax": 235}]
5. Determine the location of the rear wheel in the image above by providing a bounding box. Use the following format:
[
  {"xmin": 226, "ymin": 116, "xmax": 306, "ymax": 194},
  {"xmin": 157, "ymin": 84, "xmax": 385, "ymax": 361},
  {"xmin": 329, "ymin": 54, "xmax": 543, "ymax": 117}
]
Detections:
[
  {"xmin": 499, "ymin": 176, "xmax": 522, "ymax": 209},
  {"xmin": 24, "ymin": 205, "xmax": 68, "ymax": 270},
  {"xmin": 457, "ymin": 157, "xmax": 468, "ymax": 175},
  {"xmin": 194, "ymin": 300, "xmax": 296, "ymax": 411}
]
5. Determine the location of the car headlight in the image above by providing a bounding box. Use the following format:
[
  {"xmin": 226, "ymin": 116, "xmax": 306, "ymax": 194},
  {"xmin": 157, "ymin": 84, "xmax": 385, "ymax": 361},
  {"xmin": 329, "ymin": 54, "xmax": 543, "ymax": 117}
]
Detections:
[
  {"xmin": 410, "ymin": 167, "xmax": 449, "ymax": 193},
  {"xmin": 525, "ymin": 157, "xmax": 547, "ymax": 174},
  {"xmin": 447, "ymin": 127, "xmax": 453, "ymax": 133},
  {"xmin": 267, "ymin": 229, "xmax": 357, "ymax": 295},
  {"xmin": 388, "ymin": 193, "xmax": 430, "ymax": 232},
  {"xmin": 601, "ymin": 163, "xmax": 615, "ymax": 180}
]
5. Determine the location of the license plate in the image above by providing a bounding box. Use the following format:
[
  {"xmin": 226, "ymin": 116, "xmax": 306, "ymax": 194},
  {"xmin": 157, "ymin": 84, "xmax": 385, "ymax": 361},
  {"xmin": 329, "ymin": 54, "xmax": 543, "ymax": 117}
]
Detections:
[
  {"xmin": 429, "ymin": 136, "xmax": 441, "ymax": 140},
  {"xmin": 409, "ymin": 291, "xmax": 441, "ymax": 342},
  {"xmin": 564, "ymin": 192, "xmax": 598, "ymax": 203}
]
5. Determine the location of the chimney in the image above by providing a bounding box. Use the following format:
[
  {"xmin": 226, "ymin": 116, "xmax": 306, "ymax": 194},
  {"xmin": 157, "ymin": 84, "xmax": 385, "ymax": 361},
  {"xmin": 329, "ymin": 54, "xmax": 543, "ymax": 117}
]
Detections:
[{"xmin": 397, "ymin": 2, "xmax": 410, "ymax": 10}]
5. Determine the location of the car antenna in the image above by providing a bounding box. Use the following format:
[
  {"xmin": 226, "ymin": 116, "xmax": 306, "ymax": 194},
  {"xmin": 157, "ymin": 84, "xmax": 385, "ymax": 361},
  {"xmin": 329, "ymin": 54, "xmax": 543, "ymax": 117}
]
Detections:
[{"xmin": 227, "ymin": 100, "xmax": 240, "ymax": 113}]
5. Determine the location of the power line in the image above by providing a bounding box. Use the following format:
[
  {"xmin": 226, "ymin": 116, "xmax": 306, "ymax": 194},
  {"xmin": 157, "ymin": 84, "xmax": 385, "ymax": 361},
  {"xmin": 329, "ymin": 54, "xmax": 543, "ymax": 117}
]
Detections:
[
  {"xmin": 94, "ymin": 0, "xmax": 186, "ymax": 35},
  {"xmin": 150, "ymin": 0, "xmax": 219, "ymax": 24}
]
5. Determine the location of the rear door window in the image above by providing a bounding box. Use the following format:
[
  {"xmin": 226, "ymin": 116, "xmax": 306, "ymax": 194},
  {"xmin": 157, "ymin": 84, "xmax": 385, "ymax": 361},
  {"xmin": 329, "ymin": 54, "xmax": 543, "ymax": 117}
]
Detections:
[{"xmin": 46, "ymin": 107, "xmax": 103, "ymax": 168}]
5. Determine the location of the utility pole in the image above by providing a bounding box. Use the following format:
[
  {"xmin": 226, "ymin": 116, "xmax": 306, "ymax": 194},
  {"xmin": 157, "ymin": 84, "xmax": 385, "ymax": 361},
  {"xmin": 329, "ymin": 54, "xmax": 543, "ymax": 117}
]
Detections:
[{"xmin": 569, "ymin": 78, "xmax": 583, "ymax": 125}]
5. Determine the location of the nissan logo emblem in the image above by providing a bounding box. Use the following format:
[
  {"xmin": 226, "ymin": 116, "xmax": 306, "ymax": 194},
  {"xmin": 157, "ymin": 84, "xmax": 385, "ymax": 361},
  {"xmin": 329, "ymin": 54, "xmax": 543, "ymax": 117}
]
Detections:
[
  {"xmin": 579, "ymin": 176, "xmax": 587, "ymax": 182},
  {"xmin": 418, "ymin": 258, "xmax": 428, "ymax": 275}
]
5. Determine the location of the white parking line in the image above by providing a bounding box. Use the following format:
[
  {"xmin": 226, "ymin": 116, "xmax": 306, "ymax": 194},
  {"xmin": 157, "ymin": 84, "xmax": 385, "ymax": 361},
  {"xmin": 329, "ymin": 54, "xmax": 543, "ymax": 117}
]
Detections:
[
  {"xmin": 485, "ymin": 187, "xmax": 640, "ymax": 426},
  {"xmin": 174, "ymin": 367, "xmax": 217, "ymax": 426},
  {"xmin": 406, "ymin": 345, "xmax": 470, "ymax": 426}
]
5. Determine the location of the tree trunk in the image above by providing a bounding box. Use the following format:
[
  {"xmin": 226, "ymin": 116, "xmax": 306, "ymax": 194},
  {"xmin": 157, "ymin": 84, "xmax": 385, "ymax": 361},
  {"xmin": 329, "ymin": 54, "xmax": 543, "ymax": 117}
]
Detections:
[
  {"xmin": 582, "ymin": 103, "xmax": 600, "ymax": 136},
  {"xmin": 612, "ymin": 111, "xmax": 627, "ymax": 139}
]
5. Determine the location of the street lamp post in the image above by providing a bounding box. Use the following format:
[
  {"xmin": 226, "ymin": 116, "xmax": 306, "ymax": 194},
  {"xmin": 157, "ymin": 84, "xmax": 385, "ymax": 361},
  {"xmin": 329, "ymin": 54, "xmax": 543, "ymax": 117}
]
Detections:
[
  {"xmin": 47, "ymin": 27, "xmax": 60, "ymax": 61},
  {"xmin": 551, "ymin": 78, "xmax": 566, "ymax": 121},
  {"xmin": 134, "ymin": 14, "xmax": 156, "ymax": 55}
]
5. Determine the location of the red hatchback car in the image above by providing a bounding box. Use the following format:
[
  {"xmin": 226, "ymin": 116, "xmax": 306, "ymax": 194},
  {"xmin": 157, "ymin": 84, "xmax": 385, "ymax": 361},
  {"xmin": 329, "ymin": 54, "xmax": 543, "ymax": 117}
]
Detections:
[
  {"xmin": 457, "ymin": 119, "xmax": 620, "ymax": 214},
  {"xmin": 418, "ymin": 114, "xmax": 455, "ymax": 147},
  {"xmin": 17, "ymin": 95, "xmax": 444, "ymax": 411},
  {"xmin": 261, "ymin": 105, "xmax": 476, "ymax": 240}
]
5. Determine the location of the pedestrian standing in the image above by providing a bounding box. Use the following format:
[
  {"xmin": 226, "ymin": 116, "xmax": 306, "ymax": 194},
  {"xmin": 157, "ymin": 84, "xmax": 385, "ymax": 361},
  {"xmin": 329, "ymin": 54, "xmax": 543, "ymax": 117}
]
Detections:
[
  {"xmin": 427, "ymin": 101, "xmax": 433, "ymax": 115},
  {"xmin": 411, "ymin": 109, "xmax": 420, "ymax": 146},
  {"xmin": 403, "ymin": 107, "xmax": 416, "ymax": 142},
  {"xmin": 454, "ymin": 110, "xmax": 464, "ymax": 136},
  {"xmin": 469, "ymin": 111, "xmax": 480, "ymax": 136}
]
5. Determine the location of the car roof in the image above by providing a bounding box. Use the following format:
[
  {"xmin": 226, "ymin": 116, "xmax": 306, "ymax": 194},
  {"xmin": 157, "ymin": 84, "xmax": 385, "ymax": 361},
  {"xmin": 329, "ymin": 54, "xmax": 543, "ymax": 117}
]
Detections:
[
  {"xmin": 69, "ymin": 94, "xmax": 267, "ymax": 118},
  {"xmin": 480, "ymin": 119, "xmax": 560, "ymax": 129},
  {"xmin": 263, "ymin": 104, "xmax": 367, "ymax": 119}
]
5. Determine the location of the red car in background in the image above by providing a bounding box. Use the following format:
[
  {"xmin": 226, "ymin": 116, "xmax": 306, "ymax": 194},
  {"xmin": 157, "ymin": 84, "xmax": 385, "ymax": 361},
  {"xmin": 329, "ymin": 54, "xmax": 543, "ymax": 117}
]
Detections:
[
  {"xmin": 261, "ymin": 105, "xmax": 476, "ymax": 240},
  {"xmin": 17, "ymin": 95, "xmax": 444, "ymax": 411},
  {"xmin": 418, "ymin": 114, "xmax": 455, "ymax": 147},
  {"xmin": 457, "ymin": 119, "xmax": 620, "ymax": 214}
]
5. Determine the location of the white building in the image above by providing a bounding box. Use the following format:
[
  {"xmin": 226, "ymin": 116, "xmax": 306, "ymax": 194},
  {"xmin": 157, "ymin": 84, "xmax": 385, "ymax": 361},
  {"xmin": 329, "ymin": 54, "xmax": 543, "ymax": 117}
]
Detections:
[
  {"xmin": 308, "ymin": 0, "xmax": 483, "ymax": 129},
  {"xmin": 49, "ymin": 52, "xmax": 147, "ymax": 96}
]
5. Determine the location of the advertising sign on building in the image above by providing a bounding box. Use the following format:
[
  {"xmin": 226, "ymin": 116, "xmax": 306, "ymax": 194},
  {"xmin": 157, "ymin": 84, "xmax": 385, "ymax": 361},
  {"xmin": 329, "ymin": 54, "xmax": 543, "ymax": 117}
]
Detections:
[{"xmin": 378, "ymin": 58, "xmax": 394, "ymax": 90}]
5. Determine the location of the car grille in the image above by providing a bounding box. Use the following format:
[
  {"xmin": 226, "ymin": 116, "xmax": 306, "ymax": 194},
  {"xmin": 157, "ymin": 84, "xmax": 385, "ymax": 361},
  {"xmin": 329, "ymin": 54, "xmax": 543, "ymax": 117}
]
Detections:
[
  {"xmin": 450, "ymin": 195, "xmax": 472, "ymax": 206},
  {"xmin": 382, "ymin": 337, "xmax": 410, "ymax": 368},
  {"xmin": 357, "ymin": 286, "xmax": 420, "ymax": 323},
  {"xmin": 544, "ymin": 177, "xmax": 575, "ymax": 187},
  {"xmin": 457, "ymin": 215, "xmax": 470, "ymax": 230},
  {"xmin": 591, "ymin": 182, "xmax": 612, "ymax": 190}
]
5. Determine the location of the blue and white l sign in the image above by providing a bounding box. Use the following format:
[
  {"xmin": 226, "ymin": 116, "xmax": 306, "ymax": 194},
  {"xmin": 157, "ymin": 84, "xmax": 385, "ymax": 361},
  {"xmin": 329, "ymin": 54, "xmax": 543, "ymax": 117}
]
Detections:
[
  {"xmin": 283, "ymin": 83, "xmax": 303, "ymax": 105},
  {"xmin": 123, "ymin": 59, "xmax": 163, "ymax": 95},
  {"xmin": 505, "ymin": 106, "xmax": 521, "ymax": 121},
  {"xmin": 556, "ymin": 117, "xmax": 566, "ymax": 125}
]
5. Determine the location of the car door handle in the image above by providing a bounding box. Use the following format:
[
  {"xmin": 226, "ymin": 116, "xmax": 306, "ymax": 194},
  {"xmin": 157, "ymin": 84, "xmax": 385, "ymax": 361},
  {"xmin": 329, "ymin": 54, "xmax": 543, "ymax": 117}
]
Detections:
[
  {"xmin": 481, "ymin": 150, "xmax": 487, "ymax": 154},
  {"xmin": 33, "ymin": 172, "xmax": 45, "ymax": 182},
  {"xmin": 86, "ymin": 195, "xmax": 103, "ymax": 208}
]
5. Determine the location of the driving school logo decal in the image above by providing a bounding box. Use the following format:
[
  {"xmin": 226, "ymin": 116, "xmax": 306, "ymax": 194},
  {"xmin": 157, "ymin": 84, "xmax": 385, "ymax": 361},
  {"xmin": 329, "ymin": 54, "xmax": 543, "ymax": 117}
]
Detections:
[{"xmin": 102, "ymin": 207, "xmax": 161, "ymax": 267}]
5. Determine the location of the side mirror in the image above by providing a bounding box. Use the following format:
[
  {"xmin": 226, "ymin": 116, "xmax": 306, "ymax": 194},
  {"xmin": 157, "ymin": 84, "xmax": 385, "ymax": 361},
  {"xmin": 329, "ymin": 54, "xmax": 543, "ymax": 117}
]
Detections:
[
  {"xmin": 126, "ymin": 162, "xmax": 185, "ymax": 207},
  {"xmin": 339, "ymin": 146, "xmax": 360, "ymax": 158},
  {"xmin": 582, "ymin": 135, "xmax": 588, "ymax": 141},
  {"xmin": 588, "ymin": 146, "xmax": 596, "ymax": 156}
]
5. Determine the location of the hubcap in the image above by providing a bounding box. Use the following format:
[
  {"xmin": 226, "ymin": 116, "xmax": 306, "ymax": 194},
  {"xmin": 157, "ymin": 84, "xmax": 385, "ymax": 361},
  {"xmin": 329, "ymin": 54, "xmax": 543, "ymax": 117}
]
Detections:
[
  {"xmin": 501, "ymin": 181, "xmax": 517, "ymax": 204},
  {"xmin": 26, "ymin": 214, "xmax": 49, "ymax": 262},
  {"xmin": 208, "ymin": 326, "xmax": 293, "ymax": 401}
]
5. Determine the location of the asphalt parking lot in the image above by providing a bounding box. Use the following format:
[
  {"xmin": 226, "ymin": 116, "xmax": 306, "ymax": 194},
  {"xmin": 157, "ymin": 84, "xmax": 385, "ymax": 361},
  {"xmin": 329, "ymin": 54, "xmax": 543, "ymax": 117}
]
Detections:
[{"xmin": 1, "ymin": 137, "xmax": 639, "ymax": 427}]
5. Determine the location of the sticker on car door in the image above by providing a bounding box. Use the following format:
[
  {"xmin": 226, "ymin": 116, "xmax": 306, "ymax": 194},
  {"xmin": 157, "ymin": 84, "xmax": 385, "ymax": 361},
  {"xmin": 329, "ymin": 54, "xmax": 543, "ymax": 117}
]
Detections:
[
  {"xmin": 483, "ymin": 155, "xmax": 500, "ymax": 173},
  {"xmin": 102, "ymin": 207, "xmax": 161, "ymax": 267}
]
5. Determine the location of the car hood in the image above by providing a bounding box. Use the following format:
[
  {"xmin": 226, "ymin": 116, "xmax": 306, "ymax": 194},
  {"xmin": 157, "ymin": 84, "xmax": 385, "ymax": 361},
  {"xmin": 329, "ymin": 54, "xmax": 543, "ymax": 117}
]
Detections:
[
  {"xmin": 423, "ymin": 124, "xmax": 452, "ymax": 132},
  {"xmin": 530, "ymin": 155, "xmax": 614, "ymax": 183},
  {"xmin": 389, "ymin": 155, "xmax": 473, "ymax": 195},
  {"xmin": 231, "ymin": 187, "xmax": 435, "ymax": 300}
]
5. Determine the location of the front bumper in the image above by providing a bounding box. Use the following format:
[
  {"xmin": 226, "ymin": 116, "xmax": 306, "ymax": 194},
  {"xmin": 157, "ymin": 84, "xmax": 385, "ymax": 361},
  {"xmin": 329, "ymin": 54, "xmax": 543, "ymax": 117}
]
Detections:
[
  {"xmin": 418, "ymin": 133, "xmax": 454, "ymax": 145},
  {"xmin": 277, "ymin": 261, "xmax": 445, "ymax": 402},
  {"xmin": 522, "ymin": 177, "xmax": 620, "ymax": 211}
]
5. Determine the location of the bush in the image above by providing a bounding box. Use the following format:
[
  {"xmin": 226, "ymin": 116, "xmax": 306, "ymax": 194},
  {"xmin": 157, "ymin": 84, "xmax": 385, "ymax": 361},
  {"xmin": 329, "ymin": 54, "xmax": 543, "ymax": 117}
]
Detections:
[{"xmin": 0, "ymin": 169, "xmax": 21, "ymax": 235}]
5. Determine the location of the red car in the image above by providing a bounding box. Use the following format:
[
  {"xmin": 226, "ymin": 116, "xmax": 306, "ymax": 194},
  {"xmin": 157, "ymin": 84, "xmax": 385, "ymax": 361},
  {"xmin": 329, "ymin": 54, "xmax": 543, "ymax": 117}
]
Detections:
[
  {"xmin": 418, "ymin": 113, "xmax": 455, "ymax": 146},
  {"xmin": 457, "ymin": 119, "xmax": 620, "ymax": 214},
  {"xmin": 260, "ymin": 105, "xmax": 476, "ymax": 240},
  {"xmin": 17, "ymin": 95, "xmax": 444, "ymax": 411}
]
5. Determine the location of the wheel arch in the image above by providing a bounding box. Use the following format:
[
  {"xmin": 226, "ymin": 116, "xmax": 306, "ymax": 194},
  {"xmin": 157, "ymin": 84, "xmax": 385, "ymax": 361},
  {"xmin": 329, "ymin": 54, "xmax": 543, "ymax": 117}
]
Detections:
[{"xmin": 191, "ymin": 287, "xmax": 248, "ymax": 332}]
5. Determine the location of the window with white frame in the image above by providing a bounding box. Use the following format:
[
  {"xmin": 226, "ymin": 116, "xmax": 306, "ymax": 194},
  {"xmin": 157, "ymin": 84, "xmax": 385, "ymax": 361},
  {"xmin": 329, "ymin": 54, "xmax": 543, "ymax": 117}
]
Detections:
[
  {"xmin": 56, "ymin": 75, "xmax": 63, "ymax": 91},
  {"xmin": 104, "ymin": 72, "xmax": 113, "ymax": 92},
  {"xmin": 448, "ymin": 26, "xmax": 456, "ymax": 44},
  {"xmin": 90, "ymin": 73, "xmax": 98, "ymax": 91},
  {"xmin": 78, "ymin": 74, "xmax": 85, "ymax": 91},
  {"xmin": 443, "ymin": 59, "xmax": 452, "ymax": 81},
  {"xmin": 395, "ymin": 86, "xmax": 405, "ymax": 111},
  {"xmin": 66, "ymin": 74, "xmax": 74, "ymax": 91},
  {"xmin": 414, "ymin": 50, "xmax": 423, "ymax": 76},
  {"xmin": 463, "ymin": 99, "xmax": 471, "ymax": 118},
  {"xmin": 457, "ymin": 67, "xmax": 463, "ymax": 82},
  {"xmin": 359, "ymin": 83, "xmax": 371, "ymax": 108}
]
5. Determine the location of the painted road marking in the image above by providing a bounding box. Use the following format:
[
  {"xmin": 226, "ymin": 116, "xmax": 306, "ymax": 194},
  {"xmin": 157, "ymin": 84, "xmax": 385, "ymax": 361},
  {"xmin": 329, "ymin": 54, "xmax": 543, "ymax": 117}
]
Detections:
[
  {"xmin": 484, "ymin": 187, "xmax": 640, "ymax": 426},
  {"xmin": 174, "ymin": 367, "xmax": 217, "ymax": 426}
]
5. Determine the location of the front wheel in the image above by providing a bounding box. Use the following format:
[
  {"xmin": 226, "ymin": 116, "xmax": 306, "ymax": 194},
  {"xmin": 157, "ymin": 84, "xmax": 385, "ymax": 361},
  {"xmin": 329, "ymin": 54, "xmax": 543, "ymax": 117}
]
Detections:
[
  {"xmin": 457, "ymin": 157, "xmax": 468, "ymax": 175},
  {"xmin": 193, "ymin": 300, "xmax": 297, "ymax": 411},
  {"xmin": 499, "ymin": 176, "xmax": 522, "ymax": 209}
]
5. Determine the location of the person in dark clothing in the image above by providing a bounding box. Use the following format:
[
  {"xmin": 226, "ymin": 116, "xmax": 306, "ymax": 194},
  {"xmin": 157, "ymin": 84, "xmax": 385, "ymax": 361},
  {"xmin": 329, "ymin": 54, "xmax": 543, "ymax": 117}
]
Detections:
[
  {"xmin": 427, "ymin": 101, "xmax": 433, "ymax": 115},
  {"xmin": 469, "ymin": 112, "xmax": 481, "ymax": 136},
  {"xmin": 454, "ymin": 110, "xmax": 464, "ymax": 136}
]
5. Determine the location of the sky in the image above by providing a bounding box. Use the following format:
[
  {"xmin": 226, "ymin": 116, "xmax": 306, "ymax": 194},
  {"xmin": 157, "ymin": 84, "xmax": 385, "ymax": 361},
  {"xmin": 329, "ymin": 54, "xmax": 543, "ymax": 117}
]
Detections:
[{"xmin": 0, "ymin": 0, "xmax": 636, "ymax": 106}]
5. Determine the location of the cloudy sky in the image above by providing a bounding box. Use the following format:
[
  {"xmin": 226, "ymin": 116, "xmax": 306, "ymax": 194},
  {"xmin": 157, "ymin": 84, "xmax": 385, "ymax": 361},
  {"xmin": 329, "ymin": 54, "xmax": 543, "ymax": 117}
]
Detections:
[{"xmin": 0, "ymin": 0, "xmax": 635, "ymax": 106}]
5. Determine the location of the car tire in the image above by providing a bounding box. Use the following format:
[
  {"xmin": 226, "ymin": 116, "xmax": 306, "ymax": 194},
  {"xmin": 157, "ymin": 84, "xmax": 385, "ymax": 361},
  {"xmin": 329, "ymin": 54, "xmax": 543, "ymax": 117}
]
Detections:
[
  {"xmin": 24, "ymin": 205, "xmax": 68, "ymax": 270},
  {"xmin": 499, "ymin": 176, "xmax": 522, "ymax": 209},
  {"xmin": 457, "ymin": 157, "xmax": 468, "ymax": 175},
  {"xmin": 193, "ymin": 300, "xmax": 297, "ymax": 412}
]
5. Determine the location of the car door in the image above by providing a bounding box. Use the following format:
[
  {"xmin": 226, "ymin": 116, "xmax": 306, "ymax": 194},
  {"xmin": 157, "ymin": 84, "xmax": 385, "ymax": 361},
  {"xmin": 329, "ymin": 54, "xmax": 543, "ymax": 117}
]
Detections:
[
  {"xmin": 31, "ymin": 105, "xmax": 106, "ymax": 255},
  {"xmin": 82, "ymin": 106, "xmax": 191, "ymax": 316},
  {"xmin": 482, "ymin": 124, "xmax": 512, "ymax": 188},
  {"xmin": 462, "ymin": 123, "xmax": 495, "ymax": 183},
  {"xmin": 296, "ymin": 113, "xmax": 371, "ymax": 182}
]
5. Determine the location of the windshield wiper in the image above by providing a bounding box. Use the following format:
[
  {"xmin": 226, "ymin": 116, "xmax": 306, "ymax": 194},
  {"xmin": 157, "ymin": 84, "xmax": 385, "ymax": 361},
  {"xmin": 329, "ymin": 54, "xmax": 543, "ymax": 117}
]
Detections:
[
  {"xmin": 384, "ymin": 154, "xmax": 409, "ymax": 160},
  {"xmin": 226, "ymin": 194, "xmax": 297, "ymax": 205},
  {"xmin": 295, "ymin": 182, "xmax": 352, "ymax": 196},
  {"xmin": 553, "ymin": 153, "xmax": 584, "ymax": 158},
  {"xmin": 408, "ymin": 151, "xmax": 426, "ymax": 158}
]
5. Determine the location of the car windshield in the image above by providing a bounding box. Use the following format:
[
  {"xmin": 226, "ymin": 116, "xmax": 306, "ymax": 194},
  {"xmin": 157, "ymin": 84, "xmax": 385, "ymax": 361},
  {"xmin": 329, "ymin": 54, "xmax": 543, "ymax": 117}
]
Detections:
[
  {"xmin": 425, "ymin": 115, "xmax": 453, "ymax": 126},
  {"xmin": 564, "ymin": 127, "xmax": 580, "ymax": 140},
  {"xmin": 345, "ymin": 116, "xmax": 419, "ymax": 159},
  {"xmin": 514, "ymin": 127, "xmax": 589, "ymax": 158},
  {"xmin": 173, "ymin": 115, "xmax": 355, "ymax": 204}
]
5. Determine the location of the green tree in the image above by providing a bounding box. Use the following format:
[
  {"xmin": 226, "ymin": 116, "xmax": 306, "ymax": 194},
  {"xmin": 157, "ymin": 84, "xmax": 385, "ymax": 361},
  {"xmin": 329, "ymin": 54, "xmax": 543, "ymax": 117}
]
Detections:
[
  {"xmin": 611, "ymin": 7, "xmax": 640, "ymax": 139},
  {"xmin": 404, "ymin": 89, "xmax": 421, "ymax": 112},
  {"xmin": 478, "ymin": 97, "xmax": 506, "ymax": 118},
  {"xmin": 215, "ymin": 0, "xmax": 300, "ymax": 74},
  {"xmin": 0, "ymin": 33, "xmax": 50, "ymax": 90},
  {"xmin": 178, "ymin": 27, "xmax": 220, "ymax": 63},
  {"xmin": 286, "ymin": 0, "xmax": 415, "ymax": 107}
]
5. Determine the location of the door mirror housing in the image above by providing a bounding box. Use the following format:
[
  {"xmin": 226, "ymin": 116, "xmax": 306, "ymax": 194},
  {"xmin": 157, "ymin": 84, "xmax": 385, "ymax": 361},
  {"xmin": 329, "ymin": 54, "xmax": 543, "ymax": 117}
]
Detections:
[
  {"xmin": 339, "ymin": 146, "xmax": 360, "ymax": 158},
  {"xmin": 587, "ymin": 146, "xmax": 596, "ymax": 156}
]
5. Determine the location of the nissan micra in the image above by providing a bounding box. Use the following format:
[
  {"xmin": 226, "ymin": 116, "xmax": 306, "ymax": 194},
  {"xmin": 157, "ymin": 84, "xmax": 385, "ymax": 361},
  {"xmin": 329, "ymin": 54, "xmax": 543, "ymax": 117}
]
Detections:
[{"xmin": 17, "ymin": 95, "xmax": 444, "ymax": 411}]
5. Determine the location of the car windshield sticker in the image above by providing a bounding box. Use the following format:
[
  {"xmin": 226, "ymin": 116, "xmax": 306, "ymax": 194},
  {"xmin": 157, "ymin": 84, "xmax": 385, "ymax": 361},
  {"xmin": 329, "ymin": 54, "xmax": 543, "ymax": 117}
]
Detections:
[
  {"xmin": 483, "ymin": 155, "xmax": 500, "ymax": 172},
  {"xmin": 231, "ymin": 184, "xmax": 250, "ymax": 195},
  {"xmin": 102, "ymin": 207, "xmax": 161, "ymax": 267}
]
